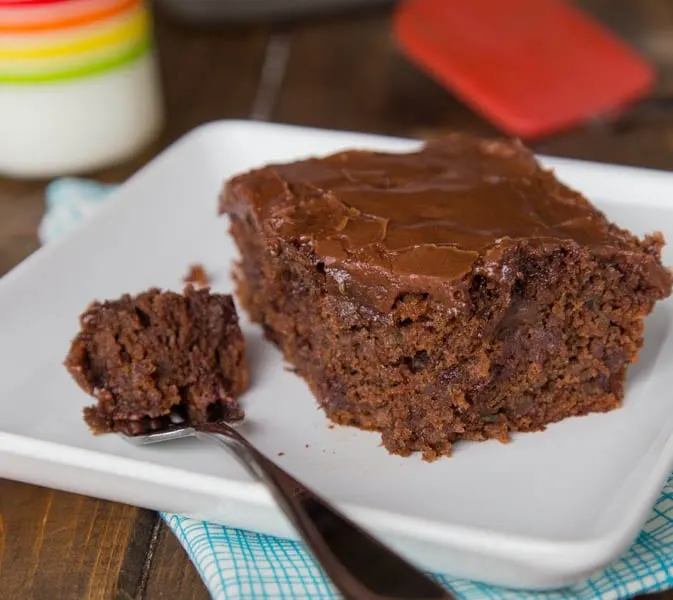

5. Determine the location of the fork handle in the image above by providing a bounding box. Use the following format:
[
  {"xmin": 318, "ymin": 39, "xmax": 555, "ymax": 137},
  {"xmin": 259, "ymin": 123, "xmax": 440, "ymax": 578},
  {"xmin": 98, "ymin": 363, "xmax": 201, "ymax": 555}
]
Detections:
[{"xmin": 195, "ymin": 422, "xmax": 451, "ymax": 600}]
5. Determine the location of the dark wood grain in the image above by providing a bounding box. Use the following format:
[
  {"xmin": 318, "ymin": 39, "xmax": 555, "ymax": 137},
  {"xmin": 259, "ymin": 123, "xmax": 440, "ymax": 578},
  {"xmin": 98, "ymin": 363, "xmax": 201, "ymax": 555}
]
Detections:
[
  {"xmin": 0, "ymin": 481, "xmax": 156, "ymax": 600},
  {"xmin": 274, "ymin": 11, "xmax": 499, "ymax": 137},
  {"xmin": 153, "ymin": 14, "xmax": 270, "ymax": 144},
  {"xmin": 0, "ymin": 180, "xmax": 44, "ymax": 276},
  {"xmin": 142, "ymin": 523, "xmax": 211, "ymax": 600},
  {"xmin": 2, "ymin": 2, "xmax": 673, "ymax": 598}
]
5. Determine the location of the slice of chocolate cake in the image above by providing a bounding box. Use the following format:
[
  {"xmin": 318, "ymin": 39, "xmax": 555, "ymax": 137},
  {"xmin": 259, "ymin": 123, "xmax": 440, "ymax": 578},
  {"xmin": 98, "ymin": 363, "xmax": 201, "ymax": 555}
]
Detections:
[
  {"xmin": 65, "ymin": 286, "xmax": 247, "ymax": 434},
  {"xmin": 220, "ymin": 134, "xmax": 672, "ymax": 460}
]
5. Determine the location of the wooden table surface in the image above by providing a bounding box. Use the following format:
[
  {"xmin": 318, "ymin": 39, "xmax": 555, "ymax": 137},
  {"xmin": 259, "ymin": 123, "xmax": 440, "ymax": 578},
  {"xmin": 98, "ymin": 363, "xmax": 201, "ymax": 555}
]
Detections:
[{"xmin": 2, "ymin": 2, "xmax": 673, "ymax": 598}]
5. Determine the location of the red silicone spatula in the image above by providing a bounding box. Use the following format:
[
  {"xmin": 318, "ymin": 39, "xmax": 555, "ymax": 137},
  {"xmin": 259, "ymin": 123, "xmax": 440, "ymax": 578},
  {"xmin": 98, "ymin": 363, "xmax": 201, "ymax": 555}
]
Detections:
[{"xmin": 394, "ymin": 0, "xmax": 655, "ymax": 138}]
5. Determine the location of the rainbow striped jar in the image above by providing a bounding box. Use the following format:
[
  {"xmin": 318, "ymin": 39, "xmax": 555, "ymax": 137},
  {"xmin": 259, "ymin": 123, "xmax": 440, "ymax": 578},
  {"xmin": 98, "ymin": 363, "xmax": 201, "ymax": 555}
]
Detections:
[{"xmin": 0, "ymin": 0, "xmax": 163, "ymax": 177}]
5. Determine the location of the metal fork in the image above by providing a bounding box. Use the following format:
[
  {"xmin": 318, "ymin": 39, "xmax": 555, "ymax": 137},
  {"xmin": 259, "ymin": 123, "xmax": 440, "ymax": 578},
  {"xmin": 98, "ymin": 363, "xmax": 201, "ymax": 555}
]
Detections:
[{"xmin": 122, "ymin": 420, "xmax": 452, "ymax": 600}]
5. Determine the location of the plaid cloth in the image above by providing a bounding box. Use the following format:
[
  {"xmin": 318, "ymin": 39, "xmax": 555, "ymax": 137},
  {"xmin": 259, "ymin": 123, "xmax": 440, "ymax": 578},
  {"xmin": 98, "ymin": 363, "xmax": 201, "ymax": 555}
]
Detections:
[{"xmin": 42, "ymin": 178, "xmax": 673, "ymax": 599}]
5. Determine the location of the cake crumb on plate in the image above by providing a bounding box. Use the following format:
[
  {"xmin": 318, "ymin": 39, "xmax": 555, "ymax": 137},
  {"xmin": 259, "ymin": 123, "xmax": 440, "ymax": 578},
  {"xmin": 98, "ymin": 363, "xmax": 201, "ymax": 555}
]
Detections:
[{"xmin": 183, "ymin": 263, "xmax": 210, "ymax": 288}]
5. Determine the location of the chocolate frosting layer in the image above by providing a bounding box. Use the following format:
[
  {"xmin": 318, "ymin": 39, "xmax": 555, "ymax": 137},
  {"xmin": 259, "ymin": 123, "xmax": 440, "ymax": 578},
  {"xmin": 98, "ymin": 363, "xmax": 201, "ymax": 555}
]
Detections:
[{"xmin": 222, "ymin": 135, "xmax": 634, "ymax": 311}]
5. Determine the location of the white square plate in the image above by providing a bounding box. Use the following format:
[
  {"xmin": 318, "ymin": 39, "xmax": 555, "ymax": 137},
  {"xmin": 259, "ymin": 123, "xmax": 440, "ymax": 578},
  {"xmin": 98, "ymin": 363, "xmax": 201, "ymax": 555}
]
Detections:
[{"xmin": 1, "ymin": 121, "xmax": 673, "ymax": 590}]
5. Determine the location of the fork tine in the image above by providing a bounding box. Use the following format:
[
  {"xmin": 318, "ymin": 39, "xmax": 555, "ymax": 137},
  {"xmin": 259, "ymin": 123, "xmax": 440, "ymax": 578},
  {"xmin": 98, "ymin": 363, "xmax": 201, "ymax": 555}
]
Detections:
[{"xmin": 119, "ymin": 425, "xmax": 197, "ymax": 446}]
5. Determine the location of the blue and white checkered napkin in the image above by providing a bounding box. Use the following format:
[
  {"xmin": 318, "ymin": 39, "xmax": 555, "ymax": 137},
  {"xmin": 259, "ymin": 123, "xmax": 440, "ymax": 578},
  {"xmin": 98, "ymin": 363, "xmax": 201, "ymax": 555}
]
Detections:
[{"xmin": 42, "ymin": 178, "xmax": 673, "ymax": 599}]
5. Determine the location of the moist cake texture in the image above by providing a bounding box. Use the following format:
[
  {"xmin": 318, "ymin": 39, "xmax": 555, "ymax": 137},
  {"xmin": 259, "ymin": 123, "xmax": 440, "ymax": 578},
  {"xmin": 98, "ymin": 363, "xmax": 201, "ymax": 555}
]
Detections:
[
  {"xmin": 220, "ymin": 134, "xmax": 672, "ymax": 459},
  {"xmin": 65, "ymin": 287, "xmax": 247, "ymax": 434}
]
